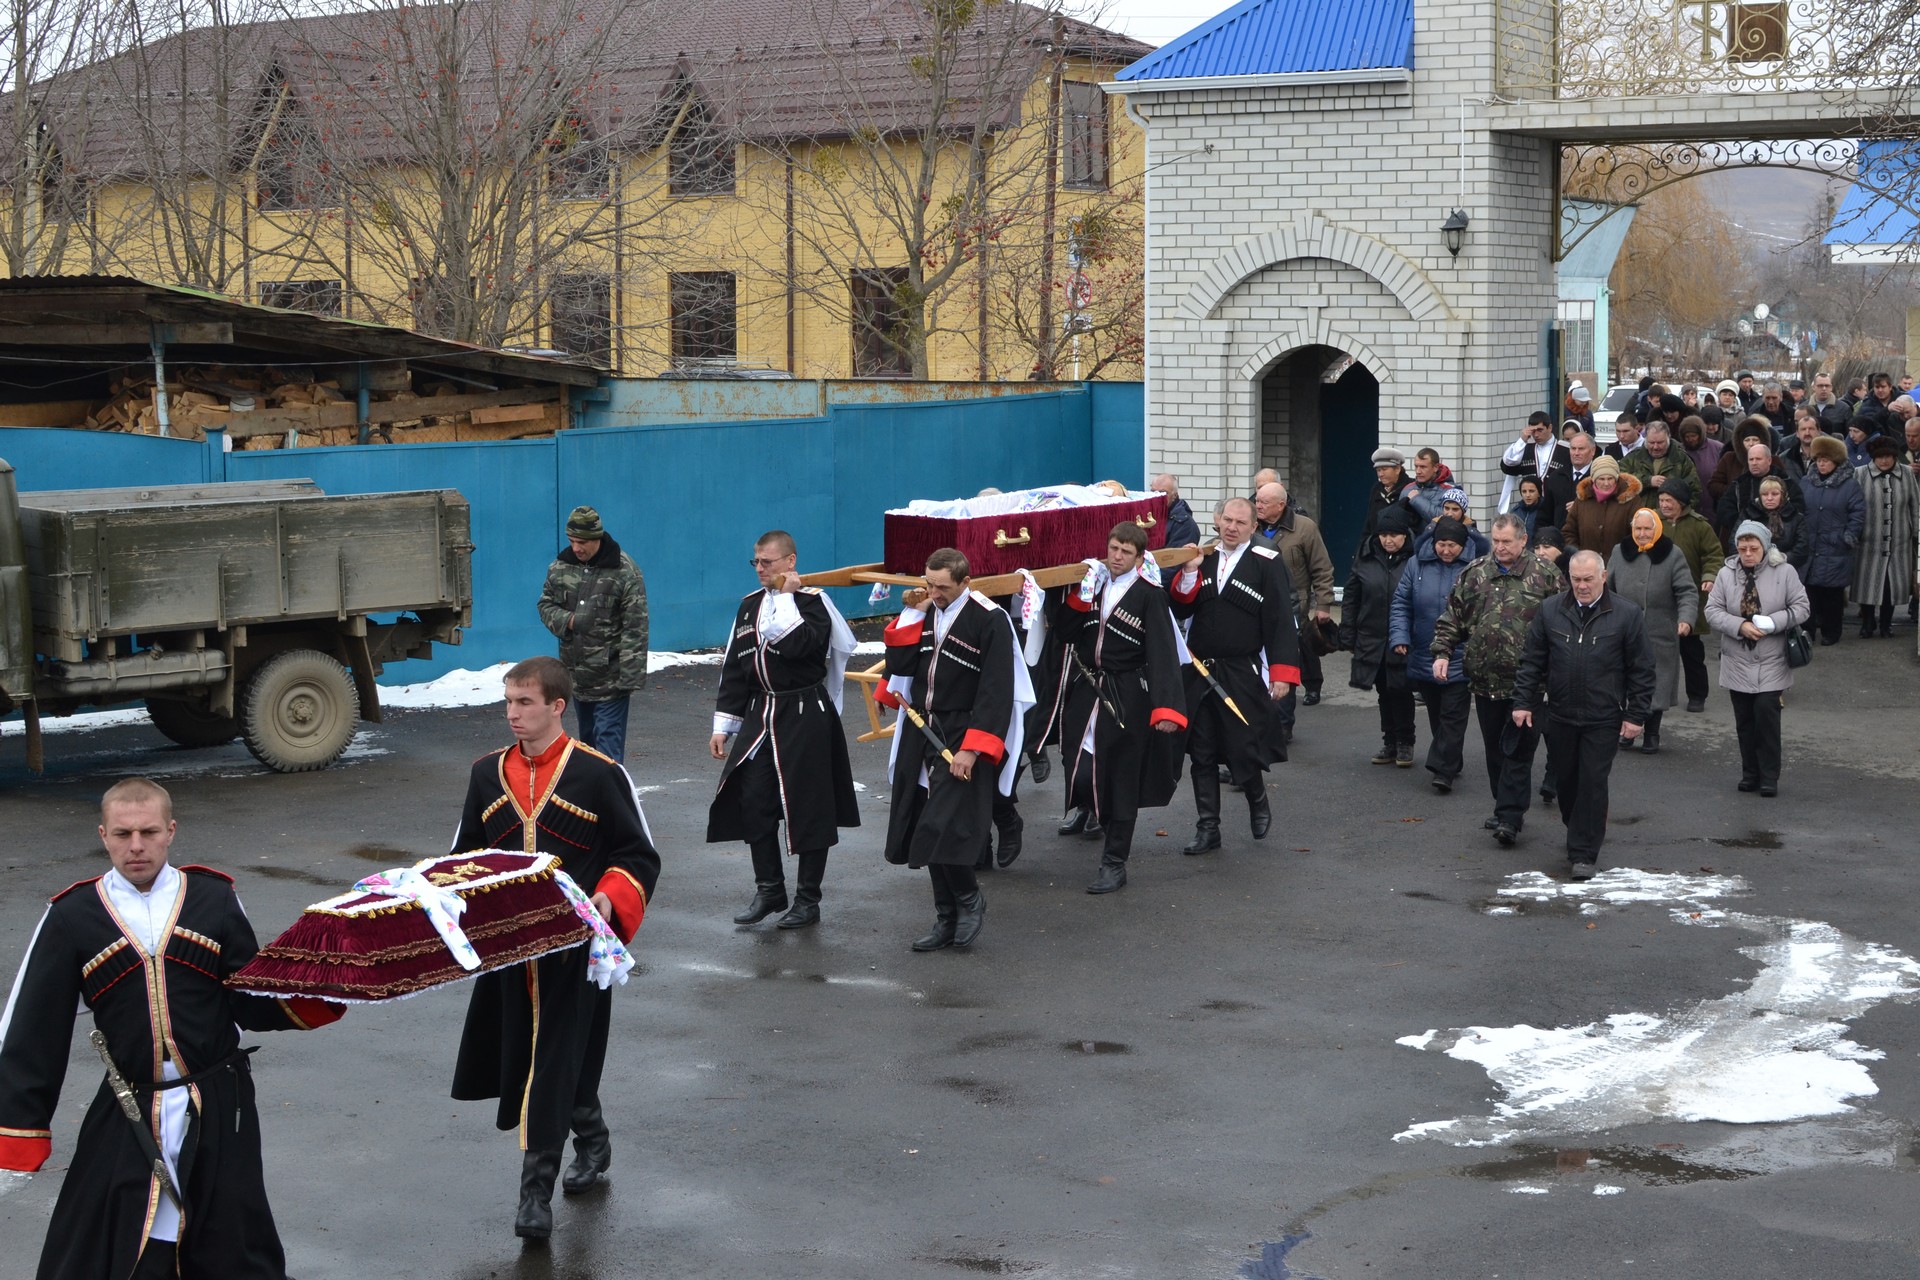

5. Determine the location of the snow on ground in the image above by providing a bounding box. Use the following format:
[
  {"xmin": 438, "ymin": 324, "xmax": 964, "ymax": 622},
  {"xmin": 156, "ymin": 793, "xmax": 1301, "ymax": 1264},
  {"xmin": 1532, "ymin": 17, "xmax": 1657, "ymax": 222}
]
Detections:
[{"xmin": 1396, "ymin": 871, "xmax": 1920, "ymax": 1147}]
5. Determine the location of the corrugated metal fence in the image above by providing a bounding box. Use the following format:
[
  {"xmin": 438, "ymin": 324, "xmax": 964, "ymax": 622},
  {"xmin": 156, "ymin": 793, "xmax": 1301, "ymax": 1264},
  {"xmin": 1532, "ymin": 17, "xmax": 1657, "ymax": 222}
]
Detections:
[{"xmin": 0, "ymin": 381, "xmax": 1143, "ymax": 680}]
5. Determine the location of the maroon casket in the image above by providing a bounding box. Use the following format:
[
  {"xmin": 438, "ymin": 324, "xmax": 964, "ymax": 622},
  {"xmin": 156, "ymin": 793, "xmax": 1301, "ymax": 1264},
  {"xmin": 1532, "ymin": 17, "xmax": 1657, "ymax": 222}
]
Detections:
[{"xmin": 884, "ymin": 487, "xmax": 1168, "ymax": 578}]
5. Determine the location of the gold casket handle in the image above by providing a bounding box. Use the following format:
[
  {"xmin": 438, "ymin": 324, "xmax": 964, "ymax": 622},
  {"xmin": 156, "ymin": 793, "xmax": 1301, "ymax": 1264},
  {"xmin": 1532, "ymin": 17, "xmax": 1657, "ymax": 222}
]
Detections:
[
  {"xmin": 994, "ymin": 526, "xmax": 1032, "ymax": 548},
  {"xmin": 1138, "ymin": 513, "xmax": 1157, "ymax": 527}
]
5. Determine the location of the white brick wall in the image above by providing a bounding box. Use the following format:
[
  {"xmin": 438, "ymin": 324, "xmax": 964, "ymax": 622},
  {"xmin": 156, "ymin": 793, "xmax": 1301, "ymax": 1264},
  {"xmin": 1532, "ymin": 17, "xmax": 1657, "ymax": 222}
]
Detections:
[{"xmin": 1124, "ymin": 2, "xmax": 1558, "ymax": 524}]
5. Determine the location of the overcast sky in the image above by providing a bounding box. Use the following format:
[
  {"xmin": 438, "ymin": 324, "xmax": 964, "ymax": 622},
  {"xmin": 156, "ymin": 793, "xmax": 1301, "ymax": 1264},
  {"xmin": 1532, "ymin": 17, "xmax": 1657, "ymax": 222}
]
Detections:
[{"xmin": 1096, "ymin": 0, "xmax": 1225, "ymax": 47}]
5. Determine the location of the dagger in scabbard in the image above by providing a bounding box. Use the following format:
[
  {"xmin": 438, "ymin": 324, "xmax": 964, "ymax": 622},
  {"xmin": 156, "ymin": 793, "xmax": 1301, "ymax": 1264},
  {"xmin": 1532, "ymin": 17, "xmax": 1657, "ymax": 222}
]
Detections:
[
  {"xmin": 1188, "ymin": 656, "xmax": 1250, "ymax": 726},
  {"xmin": 901, "ymin": 703, "xmax": 956, "ymax": 764}
]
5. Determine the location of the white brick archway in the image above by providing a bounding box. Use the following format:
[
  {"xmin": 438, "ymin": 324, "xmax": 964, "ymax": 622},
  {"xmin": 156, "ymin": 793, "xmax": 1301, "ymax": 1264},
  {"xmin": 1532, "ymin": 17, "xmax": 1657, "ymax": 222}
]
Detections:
[{"xmin": 1182, "ymin": 213, "xmax": 1459, "ymax": 329}]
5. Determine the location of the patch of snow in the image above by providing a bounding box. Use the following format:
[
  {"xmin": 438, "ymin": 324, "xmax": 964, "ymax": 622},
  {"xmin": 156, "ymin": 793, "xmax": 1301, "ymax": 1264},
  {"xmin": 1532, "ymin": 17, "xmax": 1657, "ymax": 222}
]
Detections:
[
  {"xmin": 0, "ymin": 706, "xmax": 153, "ymax": 737},
  {"xmin": 1508, "ymin": 1185, "xmax": 1550, "ymax": 1195},
  {"xmin": 1491, "ymin": 868, "xmax": 1748, "ymax": 914},
  {"xmin": 1399, "ymin": 871, "xmax": 1920, "ymax": 1147},
  {"xmin": 1593, "ymin": 1185, "xmax": 1624, "ymax": 1196}
]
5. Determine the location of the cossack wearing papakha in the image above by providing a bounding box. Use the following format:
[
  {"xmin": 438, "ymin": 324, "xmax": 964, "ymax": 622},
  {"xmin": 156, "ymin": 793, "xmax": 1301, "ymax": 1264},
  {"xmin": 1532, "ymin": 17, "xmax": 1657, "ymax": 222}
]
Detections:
[
  {"xmin": 0, "ymin": 861, "xmax": 343, "ymax": 1280},
  {"xmin": 1052, "ymin": 542, "xmax": 1189, "ymax": 894},
  {"xmin": 877, "ymin": 550, "xmax": 1034, "ymax": 952},
  {"xmin": 709, "ymin": 582, "xmax": 860, "ymax": 928},
  {"xmin": 450, "ymin": 727, "xmax": 660, "ymax": 1235},
  {"xmin": 1168, "ymin": 508, "xmax": 1301, "ymax": 853}
]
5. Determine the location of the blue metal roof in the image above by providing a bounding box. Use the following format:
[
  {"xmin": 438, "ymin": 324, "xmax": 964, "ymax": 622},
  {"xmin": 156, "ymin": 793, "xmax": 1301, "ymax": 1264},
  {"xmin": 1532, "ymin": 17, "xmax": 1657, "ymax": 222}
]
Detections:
[
  {"xmin": 1115, "ymin": 0, "xmax": 1412, "ymax": 82},
  {"xmin": 1825, "ymin": 141, "xmax": 1918, "ymax": 250}
]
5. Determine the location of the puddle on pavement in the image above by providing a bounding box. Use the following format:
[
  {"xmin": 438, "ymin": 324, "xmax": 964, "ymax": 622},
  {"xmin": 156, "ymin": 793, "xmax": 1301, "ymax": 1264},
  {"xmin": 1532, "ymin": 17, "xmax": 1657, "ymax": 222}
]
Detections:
[
  {"xmin": 339, "ymin": 843, "xmax": 423, "ymax": 864},
  {"xmin": 1062, "ymin": 1040, "xmax": 1131, "ymax": 1055},
  {"xmin": 923, "ymin": 990, "xmax": 987, "ymax": 1010},
  {"xmin": 249, "ymin": 865, "xmax": 336, "ymax": 887},
  {"xmin": 1708, "ymin": 830, "xmax": 1783, "ymax": 850},
  {"xmin": 755, "ymin": 966, "xmax": 829, "ymax": 983},
  {"xmin": 917, "ymin": 1257, "xmax": 1042, "ymax": 1275},
  {"xmin": 1458, "ymin": 1142, "xmax": 1756, "ymax": 1186},
  {"xmin": 1476, "ymin": 895, "xmax": 1587, "ymax": 918},
  {"xmin": 1399, "ymin": 891, "xmax": 1445, "ymax": 902},
  {"xmin": 1201, "ymin": 999, "xmax": 1261, "ymax": 1012},
  {"xmin": 936, "ymin": 1075, "xmax": 1010, "ymax": 1105},
  {"xmin": 956, "ymin": 1030, "xmax": 1036, "ymax": 1051}
]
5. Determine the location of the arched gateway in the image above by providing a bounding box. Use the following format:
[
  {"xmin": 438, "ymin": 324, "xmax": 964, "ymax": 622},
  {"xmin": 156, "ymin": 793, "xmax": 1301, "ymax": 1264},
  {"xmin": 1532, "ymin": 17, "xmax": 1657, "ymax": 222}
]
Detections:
[{"xmin": 1110, "ymin": 0, "xmax": 1917, "ymax": 533}]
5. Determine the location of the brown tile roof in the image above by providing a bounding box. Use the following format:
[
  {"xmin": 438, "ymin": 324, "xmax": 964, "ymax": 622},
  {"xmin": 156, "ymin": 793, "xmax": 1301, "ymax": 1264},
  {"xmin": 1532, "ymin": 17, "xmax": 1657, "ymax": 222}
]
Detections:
[{"xmin": 18, "ymin": 0, "xmax": 1151, "ymax": 182}]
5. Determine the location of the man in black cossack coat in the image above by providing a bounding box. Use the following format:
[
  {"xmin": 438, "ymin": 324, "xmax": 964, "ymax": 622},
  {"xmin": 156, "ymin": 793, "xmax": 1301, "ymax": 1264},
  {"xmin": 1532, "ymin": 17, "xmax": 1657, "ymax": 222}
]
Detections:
[
  {"xmin": 1051, "ymin": 521, "xmax": 1188, "ymax": 894},
  {"xmin": 0, "ymin": 778, "xmax": 345, "ymax": 1280},
  {"xmin": 450, "ymin": 656, "xmax": 661, "ymax": 1240},
  {"xmin": 1168, "ymin": 496, "xmax": 1302, "ymax": 853},
  {"xmin": 708, "ymin": 530, "xmax": 860, "ymax": 930},
  {"xmin": 877, "ymin": 547, "xmax": 1033, "ymax": 952}
]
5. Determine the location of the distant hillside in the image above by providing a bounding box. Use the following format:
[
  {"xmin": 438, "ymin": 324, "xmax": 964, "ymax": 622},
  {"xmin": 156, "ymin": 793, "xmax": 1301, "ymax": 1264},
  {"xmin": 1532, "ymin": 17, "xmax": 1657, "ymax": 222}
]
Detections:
[{"xmin": 1694, "ymin": 167, "xmax": 1843, "ymax": 248}]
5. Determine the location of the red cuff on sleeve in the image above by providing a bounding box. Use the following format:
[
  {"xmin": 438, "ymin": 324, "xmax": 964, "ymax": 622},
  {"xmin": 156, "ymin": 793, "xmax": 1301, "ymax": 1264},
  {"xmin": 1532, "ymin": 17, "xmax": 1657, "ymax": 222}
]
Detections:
[
  {"xmin": 873, "ymin": 684, "xmax": 903, "ymax": 710},
  {"xmin": 595, "ymin": 869, "xmax": 648, "ymax": 944},
  {"xmin": 883, "ymin": 616, "xmax": 923, "ymax": 647},
  {"xmin": 1169, "ymin": 571, "xmax": 1202, "ymax": 603},
  {"xmin": 1150, "ymin": 707, "xmax": 1188, "ymax": 730},
  {"xmin": 959, "ymin": 728, "xmax": 1006, "ymax": 764},
  {"xmin": 281, "ymin": 997, "xmax": 345, "ymax": 1030},
  {"xmin": 1064, "ymin": 591, "xmax": 1094, "ymax": 612},
  {"xmin": 0, "ymin": 1130, "xmax": 51, "ymax": 1172},
  {"xmin": 1269, "ymin": 663, "xmax": 1302, "ymax": 687}
]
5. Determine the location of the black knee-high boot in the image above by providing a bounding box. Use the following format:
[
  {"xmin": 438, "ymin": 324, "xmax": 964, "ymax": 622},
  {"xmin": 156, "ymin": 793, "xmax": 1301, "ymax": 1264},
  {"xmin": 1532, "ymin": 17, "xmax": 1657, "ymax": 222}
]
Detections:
[
  {"xmin": 912, "ymin": 865, "xmax": 958, "ymax": 951},
  {"xmin": 1185, "ymin": 767, "xmax": 1222, "ymax": 854},
  {"xmin": 732, "ymin": 837, "xmax": 788, "ymax": 924},
  {"xmin": 1087, "ymin": 818, "xmax": 1135, "ymax": 894},
  {"xmin": 563, "ymin": 1103, "xmax": 611, "ymax": 1194},
  {"xmin": 776, "ymin": 850, "xmax": 827, "ymax": 929},
  {"xmin": 950, "ymin": 863, "xmax": 986, "ymax": 946},
  {"xmin": 516, "ymin": 1148, "xmax": 565, "ymax": 1238}
]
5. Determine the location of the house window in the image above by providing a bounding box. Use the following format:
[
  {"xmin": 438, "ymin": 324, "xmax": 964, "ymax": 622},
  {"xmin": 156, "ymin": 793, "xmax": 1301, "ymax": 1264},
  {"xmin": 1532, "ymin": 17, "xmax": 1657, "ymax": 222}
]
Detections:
[
  {"xmin": 850, "ymin": 267, "xmax": 911, "ymax": 378},
  {"xmin": 1557, "ymin": 298, "xmax": 1596, "ymax": 375},
  {"xmin": 259, "ymin": 279, "xmax": 343, "ymax": 316},
  {"xmin": 669, "ymin": 100, "xmax": 734, "ymax": 196},
  {"xmin": 669, "ymin": 271, "xmax": 737, "ymax": 364},
  {"xmin": 548, "ymin": 121, "xmax": 611, "ymax": 199},
  {"xmin": 1062, "ymin": 81, "xmax": 1108, "ymax": 190},
  {"xmin": 551, "ymin": 273, "xmax": 613, "ymax": 364}
]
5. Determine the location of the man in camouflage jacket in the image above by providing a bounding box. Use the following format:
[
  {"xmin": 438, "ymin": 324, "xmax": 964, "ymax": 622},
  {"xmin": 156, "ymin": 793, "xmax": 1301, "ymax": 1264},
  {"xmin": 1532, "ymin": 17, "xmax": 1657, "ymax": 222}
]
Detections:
[
  {"xmin": 1428, "ymin": 512, "xmax": 1563, "ymax": 845},
  {"xmin": 538, "ymin": 505, "xmax": 649, "ymax": 762}
]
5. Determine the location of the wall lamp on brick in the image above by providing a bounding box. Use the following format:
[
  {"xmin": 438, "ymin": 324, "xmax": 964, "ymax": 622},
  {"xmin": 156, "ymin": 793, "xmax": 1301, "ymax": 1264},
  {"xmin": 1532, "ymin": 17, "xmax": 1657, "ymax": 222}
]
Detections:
[{"xmin": 1440, "ymin": 209, "xmax": 1470, "ymax": 258}]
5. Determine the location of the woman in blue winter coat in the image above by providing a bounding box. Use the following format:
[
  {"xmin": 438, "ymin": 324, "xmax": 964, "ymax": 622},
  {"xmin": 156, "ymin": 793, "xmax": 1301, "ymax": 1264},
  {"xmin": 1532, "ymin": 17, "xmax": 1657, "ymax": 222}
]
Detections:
[
  {"xmin": 1389, "ymin": 516, "xmax": 1474, "ymax": 794},
  {"xmin": 1792, "ymin": 434, "xmax": 1865, "ymax": 645}
]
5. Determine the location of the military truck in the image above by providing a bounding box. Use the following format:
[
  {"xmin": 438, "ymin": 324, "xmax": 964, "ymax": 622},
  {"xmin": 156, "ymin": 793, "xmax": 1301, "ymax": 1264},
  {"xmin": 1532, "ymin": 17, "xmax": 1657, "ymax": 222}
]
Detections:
[{"xmin": 0, "ymin": 461, "xmax": 472, "ymax": 772}]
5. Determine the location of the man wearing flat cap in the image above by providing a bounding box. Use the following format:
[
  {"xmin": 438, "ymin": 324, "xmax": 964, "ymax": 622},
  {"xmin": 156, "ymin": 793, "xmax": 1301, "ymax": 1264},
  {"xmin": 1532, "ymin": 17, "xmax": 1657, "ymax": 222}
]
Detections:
[
  {"xmin": 538, "ymin": 505, "xmax": 649, "ymax": 762},
  {"xmin": 1361, "ymin": 446, "xmax": 1414, "ymax": 557}
]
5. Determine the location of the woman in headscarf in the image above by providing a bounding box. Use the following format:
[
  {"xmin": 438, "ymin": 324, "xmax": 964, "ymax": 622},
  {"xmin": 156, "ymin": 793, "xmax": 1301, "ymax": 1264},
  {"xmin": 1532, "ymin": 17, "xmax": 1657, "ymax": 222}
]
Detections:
[
  {"xmin": 1606, "ymin": 507, "xmax": 1698, "ymax": 754},
  {"xmin": 1340, "ymin": 504, "xmax": 1418, "ymax": 767},
  {"xmin": 1704, "ymin": 521, "xmax": 1811, "ymax": 796},
  {"xmin": 1512, "ymin": 475, "xmax": 1547, "ymax": 541},
  {"xmin": 1850, "ymin": 433, "xmax": 1920, "ymax": 637}
]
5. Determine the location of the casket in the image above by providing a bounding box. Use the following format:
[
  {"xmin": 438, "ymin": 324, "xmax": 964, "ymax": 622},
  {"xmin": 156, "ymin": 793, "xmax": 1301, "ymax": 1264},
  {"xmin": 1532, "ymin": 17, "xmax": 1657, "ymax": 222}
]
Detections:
[
  {"xmin": 883, "ymin": 485, "xmax": 1168, "ymax": 578},
  {"xmin": 227, "ymin": 851, "xmax": 593, "ymax": 1003}
]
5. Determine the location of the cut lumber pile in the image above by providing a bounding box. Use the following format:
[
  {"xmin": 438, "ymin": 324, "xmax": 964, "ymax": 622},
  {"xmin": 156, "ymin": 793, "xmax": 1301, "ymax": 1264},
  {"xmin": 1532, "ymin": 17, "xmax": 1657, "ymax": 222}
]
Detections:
[{"xmin": 59, "ymin": 365, "xmax": 568, "ymax": 447}]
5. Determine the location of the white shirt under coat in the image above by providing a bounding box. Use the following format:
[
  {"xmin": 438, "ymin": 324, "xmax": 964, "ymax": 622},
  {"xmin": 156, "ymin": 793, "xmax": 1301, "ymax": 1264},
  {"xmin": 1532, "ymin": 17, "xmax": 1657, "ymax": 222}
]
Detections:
[{"xmin": 102, "ymin": 863, "xmax": 188, "ymax": 1243}]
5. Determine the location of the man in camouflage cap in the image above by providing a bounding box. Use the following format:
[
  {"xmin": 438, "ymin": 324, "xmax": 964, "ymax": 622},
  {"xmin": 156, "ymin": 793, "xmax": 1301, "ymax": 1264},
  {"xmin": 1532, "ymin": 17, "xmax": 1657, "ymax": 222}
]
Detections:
[{"xmin": 537, "ymin": 505, "xmax": 649, "ymax": 761}]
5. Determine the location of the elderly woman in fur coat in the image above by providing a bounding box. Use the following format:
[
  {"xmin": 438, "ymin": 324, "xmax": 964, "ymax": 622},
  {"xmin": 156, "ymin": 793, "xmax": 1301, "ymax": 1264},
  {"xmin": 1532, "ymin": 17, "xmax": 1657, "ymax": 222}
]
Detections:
[{"xmin": 1606, "ymin": 507, "xmax": 1699, "ymax": 755}]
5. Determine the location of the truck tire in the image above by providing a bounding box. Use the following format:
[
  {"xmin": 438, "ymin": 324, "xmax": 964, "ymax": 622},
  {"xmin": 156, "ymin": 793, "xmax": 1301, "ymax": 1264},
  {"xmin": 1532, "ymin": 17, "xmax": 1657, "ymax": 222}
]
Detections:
[
  {"xmin": 241, "ymin": 649, "xmax": 361, "ymax": 773},
  {"xmin": 146, "ymin": 697, "xmax": 240, "ymax": 749}
]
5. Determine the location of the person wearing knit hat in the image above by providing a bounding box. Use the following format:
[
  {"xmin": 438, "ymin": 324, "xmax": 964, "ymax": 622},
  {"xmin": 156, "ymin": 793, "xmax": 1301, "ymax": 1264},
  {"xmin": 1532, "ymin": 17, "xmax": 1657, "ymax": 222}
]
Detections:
[
  {"xmin": 1390, "ymin": 512, "xmax": 1474, "ymax": 792},
  {"xmin": 1794, "ymin": 432, "xmax": 1865, "ymax": 644},
  {"xmin": 1590, "ymin": 454, "xmax": 1620, "ymax": 481},
  {"xmin": 1343, "ymin": 501, "xmax": 1419, "ymax": 767},
  {"xmin": 1704, "ymin": 517, "xmax": 1810, "ymax": 796},
  {"xmin": 538, "ymin": 504, "xmax": 650, "ymax": 762},
  {"xmin": 1655, "ymin": 476, "xmax": 1723, "ymax": 710},
  {"xmin": 1560, "ymin": 452, "xmax": 1643, "ymax": 558}
]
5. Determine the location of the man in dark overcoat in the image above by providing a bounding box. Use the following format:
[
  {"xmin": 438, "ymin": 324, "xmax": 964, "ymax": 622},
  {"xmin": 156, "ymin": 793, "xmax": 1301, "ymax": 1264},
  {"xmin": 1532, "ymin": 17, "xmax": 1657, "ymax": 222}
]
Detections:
[
  {"xmin": 450, "ymin": 656, "xmax": 661, "ymax": 1239},
  {"xmin": 708, "ymin": 530, "xmax": 860, "ymax": 929},
  {"xmin": 876, "ymin": 548, "xmax": 1032, "ymax": 952},
  {"xmin": 1168, "ymin": 497, "xmax": 1301, "ymax": 853},
  {"xmin": 0, "ymin": 778, "xmax": 345, "ymax": 1280},
  {"xmin": 1053, "ymin": 522, "xmax": 1188, "ymax": 894}
]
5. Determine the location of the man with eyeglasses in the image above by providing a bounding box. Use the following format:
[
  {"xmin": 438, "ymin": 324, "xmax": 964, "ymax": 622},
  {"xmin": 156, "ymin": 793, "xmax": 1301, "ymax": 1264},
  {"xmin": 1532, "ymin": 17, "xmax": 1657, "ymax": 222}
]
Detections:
[
  {"xmin": 708, "ymin": 530, "xmax": 861, "ymax": 930},
  {"xmin": 537, "ymin": 505, "xmax": 648, "ymax": 763}
]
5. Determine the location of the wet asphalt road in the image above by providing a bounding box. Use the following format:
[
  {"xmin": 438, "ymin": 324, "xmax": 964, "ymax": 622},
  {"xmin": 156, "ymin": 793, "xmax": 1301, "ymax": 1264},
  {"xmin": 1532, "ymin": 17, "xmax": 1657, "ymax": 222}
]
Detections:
[{"xmin": 1, "ymin": 632, "xmax": 1917, "ymax": 1280}]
